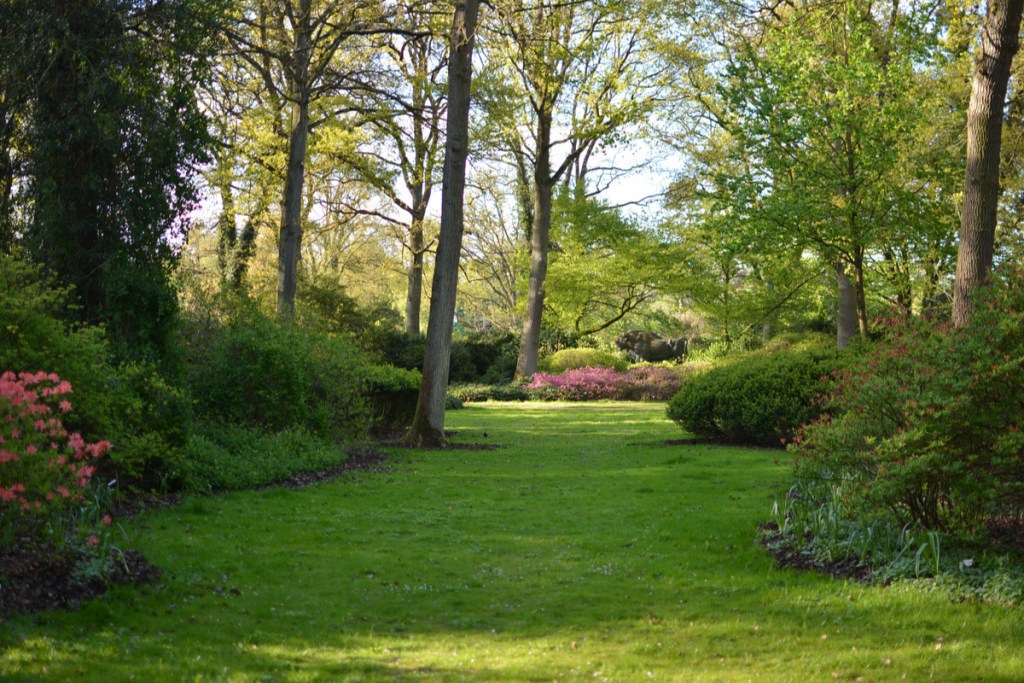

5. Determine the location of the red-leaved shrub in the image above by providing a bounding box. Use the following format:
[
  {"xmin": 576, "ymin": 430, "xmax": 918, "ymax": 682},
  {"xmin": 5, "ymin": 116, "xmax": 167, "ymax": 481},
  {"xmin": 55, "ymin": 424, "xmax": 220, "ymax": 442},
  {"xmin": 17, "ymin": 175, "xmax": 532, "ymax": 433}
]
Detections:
[{"xmin": 792, "ymin": 271, "xmax": 1024, "ymax": 537}]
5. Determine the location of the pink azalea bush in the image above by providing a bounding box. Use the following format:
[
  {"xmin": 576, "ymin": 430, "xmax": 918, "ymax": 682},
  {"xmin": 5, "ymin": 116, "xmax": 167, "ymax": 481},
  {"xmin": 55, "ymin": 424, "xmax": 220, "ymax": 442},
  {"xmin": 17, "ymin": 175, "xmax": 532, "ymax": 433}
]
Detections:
[
  {"xmin": 1, "ymin": 371, "xmax": 110, "ymax": 539},
  {"xmin": 526, "ymin": 365, "xmax": 684, "ymax": 402}
]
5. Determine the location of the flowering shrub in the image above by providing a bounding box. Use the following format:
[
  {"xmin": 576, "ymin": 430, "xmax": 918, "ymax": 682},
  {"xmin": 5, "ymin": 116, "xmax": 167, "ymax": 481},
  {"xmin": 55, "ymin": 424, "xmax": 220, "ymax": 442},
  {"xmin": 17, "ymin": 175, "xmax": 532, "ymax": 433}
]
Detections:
[
  {"xmin": 528, "ymin": 367, "xmax": 623, "ymax": 401},
  {"xmin": 1, "ymin": 253, "xmax": 189, "ymax": 491},
  {"xmin": 526, "ymin": 365, "xmax": 685, "ymax": 402},
  {"xmin": 792, "ymin": 271, "xmax": 1024, "ymax": 538},
  {"xmin": 1, "ymin": 371, "xmax": 110, "ymax": 540},
  {"xmin": 618, "ymin": 365, "xmax": 686, "ymax": 401}
]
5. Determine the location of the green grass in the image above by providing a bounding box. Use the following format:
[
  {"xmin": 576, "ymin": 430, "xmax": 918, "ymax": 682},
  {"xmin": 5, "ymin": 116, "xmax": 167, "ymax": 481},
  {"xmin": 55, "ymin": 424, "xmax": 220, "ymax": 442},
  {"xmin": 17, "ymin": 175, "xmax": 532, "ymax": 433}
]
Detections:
[{"xmin": 2, "ymin": 403, "xmax": 1021, "ymax": 681}]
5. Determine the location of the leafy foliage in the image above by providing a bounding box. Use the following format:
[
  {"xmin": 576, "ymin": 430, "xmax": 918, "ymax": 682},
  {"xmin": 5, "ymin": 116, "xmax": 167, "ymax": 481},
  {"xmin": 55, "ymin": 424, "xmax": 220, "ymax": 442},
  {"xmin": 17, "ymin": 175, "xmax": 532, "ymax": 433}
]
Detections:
[
  {"xmin": 380, "ymin": 330, "xmax": 518, "ymax": 384},
  {"xmin": 181, "ymin": 299, "xmax": 372, "ymax": 443},
  {"xmin": 447, "ymin": 383, "xmax": 530, "ymax": 404},
  {"xmin": 180, "ymin": 423, "xmax": 348, "ymax": 492},
  {"xmin": 791, "ymin": 271, "xmax": 1024, "ymax": 537},
  {"xmin": 667, "ymin": 348, "xmax": 848, "ymax": 446},
  {"xmin": 0, "ymin": 254, "xmax": 191, "ymax": 491},
  {"xmin": 538, "ymin": 347, "xmax": 629, "ymax": 373}
]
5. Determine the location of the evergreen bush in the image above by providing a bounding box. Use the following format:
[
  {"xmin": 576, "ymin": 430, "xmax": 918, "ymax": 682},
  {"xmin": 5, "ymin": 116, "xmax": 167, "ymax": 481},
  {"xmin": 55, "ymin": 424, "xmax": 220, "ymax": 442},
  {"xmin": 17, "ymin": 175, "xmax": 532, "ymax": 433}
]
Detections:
[{"xmin": 666, "ymin": 348, "xmax": 847, "ymax": 446}]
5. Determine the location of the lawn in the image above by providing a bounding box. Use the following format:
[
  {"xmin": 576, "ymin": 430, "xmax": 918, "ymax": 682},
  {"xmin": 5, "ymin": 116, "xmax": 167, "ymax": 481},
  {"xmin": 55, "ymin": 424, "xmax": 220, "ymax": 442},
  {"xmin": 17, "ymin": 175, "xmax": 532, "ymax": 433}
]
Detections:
[{"xmin": 1, "ymin": 403, "xmax": 1021, "ymax": 682}]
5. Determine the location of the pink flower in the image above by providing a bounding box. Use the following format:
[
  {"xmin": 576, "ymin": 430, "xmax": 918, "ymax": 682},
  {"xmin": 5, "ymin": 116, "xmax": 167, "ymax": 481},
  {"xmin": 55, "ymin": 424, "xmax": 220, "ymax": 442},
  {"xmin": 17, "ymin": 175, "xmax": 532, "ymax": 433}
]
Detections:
[
  {"xmin": 57, "ymin": 486, "xmax": 70, "ymax": 498},
  {"xmin": 59, "ymin": 400, "xmax": 72, "ymax": 413},
  {"xmin": 102, "ymin": 514, "xmax": 112, "ymax": 526},
  {"xmin": 86, "ymin": 441, "xmax": 111, "ymax": 458},
  {"xmin": 68, "ymin": 433, "xmax": 85, "ymax": 450},
  {"xmin": 0, "ymin": 449, "xmax": 17, "ymax": 463},
  {"xmin": 87, "ymin": 535, "xmax": 99, "ymax": 545}
]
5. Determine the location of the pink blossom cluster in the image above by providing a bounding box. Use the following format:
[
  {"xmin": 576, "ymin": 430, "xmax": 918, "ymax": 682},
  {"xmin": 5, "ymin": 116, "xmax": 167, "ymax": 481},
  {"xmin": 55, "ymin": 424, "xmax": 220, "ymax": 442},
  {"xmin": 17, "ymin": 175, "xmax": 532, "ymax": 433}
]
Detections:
[
  {"xmin": 527, "ymin": 366, "xmax": 684, "ymax": 402},
  {"xmin": 1, "ymin": 371, "xmax": 110, "ymax": 518}
]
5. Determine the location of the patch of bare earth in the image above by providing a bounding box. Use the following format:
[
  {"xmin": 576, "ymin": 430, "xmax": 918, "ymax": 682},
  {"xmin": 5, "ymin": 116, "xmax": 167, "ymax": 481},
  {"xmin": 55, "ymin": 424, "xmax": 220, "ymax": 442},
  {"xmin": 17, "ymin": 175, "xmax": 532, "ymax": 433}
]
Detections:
[{"xmin": 758, "ymin": 522, "xmax": 872, "ymax": 582}]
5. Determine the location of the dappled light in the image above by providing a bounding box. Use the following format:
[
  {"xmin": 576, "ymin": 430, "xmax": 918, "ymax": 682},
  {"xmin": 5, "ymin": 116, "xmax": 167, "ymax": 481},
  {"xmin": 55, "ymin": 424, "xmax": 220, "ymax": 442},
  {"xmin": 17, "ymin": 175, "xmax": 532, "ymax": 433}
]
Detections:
[
  {"xmin": 3, "ymin": 405, "xmax": 1021, "ymax": 681},
  {"xmin": 3, "ymin": 0, "xmax": 1024, "ymax": 679}
]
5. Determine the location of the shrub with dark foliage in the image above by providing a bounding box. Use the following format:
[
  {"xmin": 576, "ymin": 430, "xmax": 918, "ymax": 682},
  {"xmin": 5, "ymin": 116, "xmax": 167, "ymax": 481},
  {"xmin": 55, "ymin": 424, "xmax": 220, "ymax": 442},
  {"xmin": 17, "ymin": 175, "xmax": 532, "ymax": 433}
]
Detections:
[
  {"xmin": 666, "ymin": 349, "xmax": 847, "ymax": 447},
  {"xmin": 182, "ymin": 300, "xmax": 371, "ymax": 443}
]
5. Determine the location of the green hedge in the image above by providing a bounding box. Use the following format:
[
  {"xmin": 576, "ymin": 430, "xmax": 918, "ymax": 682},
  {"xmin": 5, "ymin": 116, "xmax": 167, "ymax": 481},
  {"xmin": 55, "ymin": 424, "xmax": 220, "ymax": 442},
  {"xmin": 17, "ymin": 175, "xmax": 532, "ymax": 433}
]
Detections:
[
  {"xmin": 182, "ymin": 302, "xmax": 372, "ymax": 443},
  {"xmin": 448, "ymin": 383, "xmax": 530, "ymax": 403},
  {"xmin": 666, "ymin": 349, "xmax": 848, "ymax": 447},
  {"xmin": 538, "ymin": 347, "xmax": 628, "ymax": 373},
  {"xmin": 362, "ymin": 364, "xmax": 421, "ymax": 435}
]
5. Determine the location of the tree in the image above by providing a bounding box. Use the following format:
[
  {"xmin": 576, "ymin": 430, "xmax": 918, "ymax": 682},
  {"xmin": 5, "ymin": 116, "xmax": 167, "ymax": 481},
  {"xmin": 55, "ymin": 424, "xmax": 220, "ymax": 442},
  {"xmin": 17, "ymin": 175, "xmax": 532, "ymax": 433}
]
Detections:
[
  {"xmin": 543, "ymin": 188, "xmax": 666, "ymax": 337},
  {"xmin": 18, "ymin": 0, "xmax": 222, "ymax": 361},
  {"xmin": 481, "ymin": 0, "xmax": 668, "ymax": 376},
  {"xmin": 343, "ymin": 3, "xmax": 450, "ymax": 334},
  {"xmin": 403, "ymin": 0, "xmax": 481, "ymax": 447},
  {"xmin": 696, "ymin": 0, "xmax": 953, "ymax": 346},
  {"xmin": 225, "ymin": 0, "xmax": 386, "ymax": 318},
  {"xmin": 665, "ymin": 139, "xmax": 827, "ymax": 348},
  {"xmin": 0, "ymin": 1, "xmax": 35, "ymax": 253},
  {"xmin": 458, "ymin": 170, "xmax": 527, "ymax": 332},
  {"xmin": 952, "ymin": 0, "xmax": 1024, "ymax": 326}
]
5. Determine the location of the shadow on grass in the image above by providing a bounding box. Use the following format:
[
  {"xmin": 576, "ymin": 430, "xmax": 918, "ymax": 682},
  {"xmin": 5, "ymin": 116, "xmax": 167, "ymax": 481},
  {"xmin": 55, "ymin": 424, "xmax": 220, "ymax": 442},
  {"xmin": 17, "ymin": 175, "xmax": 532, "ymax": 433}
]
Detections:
[{"xmin": 3, "ymin": 403, "xmax": 1022, "ymax": 682}]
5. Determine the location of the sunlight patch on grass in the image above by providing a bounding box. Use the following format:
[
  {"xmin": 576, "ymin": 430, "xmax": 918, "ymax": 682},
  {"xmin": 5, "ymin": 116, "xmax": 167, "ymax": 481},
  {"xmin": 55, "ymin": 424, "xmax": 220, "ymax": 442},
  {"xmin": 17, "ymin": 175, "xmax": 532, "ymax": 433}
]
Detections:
[{"xmin": 1, "ymin": 403, "xmax": 1021, "ymax": 682}]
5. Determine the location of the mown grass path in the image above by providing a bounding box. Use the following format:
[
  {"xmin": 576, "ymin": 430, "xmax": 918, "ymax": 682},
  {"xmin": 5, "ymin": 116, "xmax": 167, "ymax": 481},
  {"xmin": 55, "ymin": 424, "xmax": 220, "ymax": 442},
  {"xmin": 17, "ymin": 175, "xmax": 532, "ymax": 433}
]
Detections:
[{"xmin": 2, "ymin": 403, "xmax": 1021, "ymax": 681}]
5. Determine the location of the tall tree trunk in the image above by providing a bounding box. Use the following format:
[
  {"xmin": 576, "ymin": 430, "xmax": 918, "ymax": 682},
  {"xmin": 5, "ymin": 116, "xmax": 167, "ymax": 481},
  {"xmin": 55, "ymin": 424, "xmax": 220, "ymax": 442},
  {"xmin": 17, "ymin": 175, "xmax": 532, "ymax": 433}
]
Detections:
[
  {"xmin": 953, "ymin": 0, "xmax": 1024, "ymax": 326},
  {"xmin": 403, "ymin": 0, "xmax": 480, "ymax": 447},
  {"xmin": 837, "ymin": 260, "xmax": 857, "ymax": 349},
  {"xmin": 405, "ymin": 211, "xmax": 425, "ymax": 334},
  {"xmin": 404, "ymin": 53, "xmax": 432, "ymax": 335},
  {"xmin": 215, "ymin": 156, "xmax": 238, "ymax": 290},
  {"xmin": 853, "ymin": 254, "xmax": 869, "ymax": 339},
  {"xmin": 276, "ymin": 2, "xmax": 312, "ymax": 319},
  {"xmin": 515, "ymin": 115, "xmax": 553, "ymax": 378},
  {"xmin": 514, "ymin": 145, "xmax": 535, "ymax": 241},
  {"xmin": 277, "ymin": 95, "xmax": 310, "ymax": 318}
]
